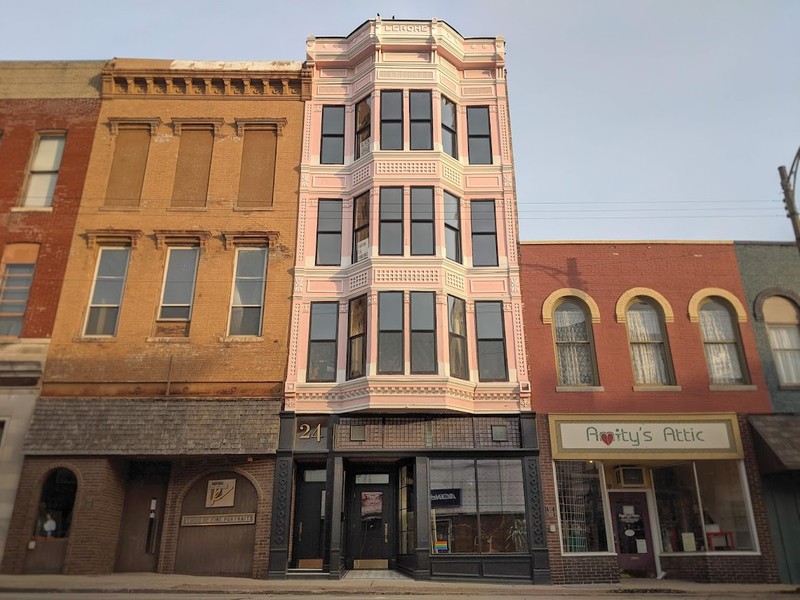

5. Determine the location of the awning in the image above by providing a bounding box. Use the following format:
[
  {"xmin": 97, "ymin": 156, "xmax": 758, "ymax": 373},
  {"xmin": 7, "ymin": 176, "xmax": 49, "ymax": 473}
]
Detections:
[
  {"xmin": 24, "ymin": 397, "xmax": 281, "ymax": 456},
  {"xmin": 749, "ymin": 415, "xmax": 800, "ymax": 473}
]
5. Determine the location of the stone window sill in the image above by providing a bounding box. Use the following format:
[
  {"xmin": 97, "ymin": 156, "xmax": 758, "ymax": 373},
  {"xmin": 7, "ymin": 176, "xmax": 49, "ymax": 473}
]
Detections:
[
  {"xmin": 632, "ymin": 385, "xmax": 682, "ymax": 392},
  {"xmin": 709, "ymin": 384, "xmax": 758, "ymax": 392},
  {"xmin": 556, "ymin": 386, "xmax": 605, "ymax": 393},
  {"xmin": 146, "ymin": 337, "xmax": 190, "ymax": 343},
  {"xmin": 11, "ymin": 206, "xmax": 53, "ymax": 212}
]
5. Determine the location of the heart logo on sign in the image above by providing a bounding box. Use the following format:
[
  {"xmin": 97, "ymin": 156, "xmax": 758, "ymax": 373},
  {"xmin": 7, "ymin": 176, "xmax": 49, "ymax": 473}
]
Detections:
[{"xmin": 600, "ymin": 432, "xmax": 615, "ymax": 446}]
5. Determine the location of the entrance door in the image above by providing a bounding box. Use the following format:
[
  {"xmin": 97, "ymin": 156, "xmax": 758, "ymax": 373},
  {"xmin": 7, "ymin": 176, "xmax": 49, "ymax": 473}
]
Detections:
[
  {"xmin": 612, "ymin": 491, "xmax": 656, "ymax": 576},
  {"xmin": 292, "ymin": 467, "xmax": 327, "ymax": 569},
  {"xmin": 115, "ymin": 462, "xmax": 169, "ymax": 572},
  {"xmin": 347, "ymin": 472, "xmax": 394, "ymax": 569}
]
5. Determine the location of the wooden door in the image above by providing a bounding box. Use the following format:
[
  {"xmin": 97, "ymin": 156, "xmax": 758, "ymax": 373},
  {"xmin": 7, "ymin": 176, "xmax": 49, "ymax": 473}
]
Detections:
[
  {"xmin": 347, "ymin": 473, "xmax": 394, "ymax": 569},
  {"xmin": 612, "ymin": 491, "xmax": 656, "ymax": 576},
  {"xmin": 292, "ymin": 468, "xmax": 327, "ymax": 569},
  {"xmin": 115, "ymin": 462, "xmax": 169, "ymax": 572}
]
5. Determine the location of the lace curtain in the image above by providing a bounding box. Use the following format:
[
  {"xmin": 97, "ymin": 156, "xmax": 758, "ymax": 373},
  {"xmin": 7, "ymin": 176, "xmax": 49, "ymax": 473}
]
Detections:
[
  {"xmin": 699, "ymin": 301, "xmax": 743, "ymax": 384},
  {"xmin": 554, "ymin": 302, "xmax": 595, "ymax": 385},
  {"xmin": 627, "ymin": 301, "xmax": 669, "ymax": 384},
  {"xmin": 768, "ymin": 325, "xmax": 800, "ymax": 384}
]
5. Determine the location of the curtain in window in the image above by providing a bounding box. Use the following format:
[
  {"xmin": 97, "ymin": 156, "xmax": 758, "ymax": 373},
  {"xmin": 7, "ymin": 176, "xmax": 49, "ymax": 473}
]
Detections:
[
  {"xmin": 699, "ymin": 303, "xmax": 743, "ymax": 384},
  {"xmin": 627, "ymin": 302, "xmax": 669, "ymax": 384},
  {"xmin": 768, "ymin": 325, "xmax": 800, "ymax": 384},
  {"xmin": 554, "ymin": 302, "xmax": 594, "ymax": 385}
]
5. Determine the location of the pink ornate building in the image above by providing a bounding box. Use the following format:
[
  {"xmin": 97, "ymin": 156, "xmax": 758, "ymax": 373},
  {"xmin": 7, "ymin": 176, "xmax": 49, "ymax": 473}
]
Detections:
[{"xmin": 269, "ymin": 18, "xmax": 548, "ymax": 582}]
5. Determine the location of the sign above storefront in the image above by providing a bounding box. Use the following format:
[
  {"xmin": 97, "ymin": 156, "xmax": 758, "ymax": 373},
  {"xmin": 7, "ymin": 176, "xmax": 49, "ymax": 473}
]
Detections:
[
  {"xmin": 181, "ymin": 513, "xmax": 255, "ymax": 527},
  {"xmin": 550, "ymin": 414, "xmax": 742, "ymax": 460}
]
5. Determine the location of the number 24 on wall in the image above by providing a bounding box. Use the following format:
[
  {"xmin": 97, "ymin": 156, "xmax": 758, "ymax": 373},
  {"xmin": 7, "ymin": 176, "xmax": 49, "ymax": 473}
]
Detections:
[{"xmin": 298, "ymin": 423, "xmax": 322, "ymax": 442}]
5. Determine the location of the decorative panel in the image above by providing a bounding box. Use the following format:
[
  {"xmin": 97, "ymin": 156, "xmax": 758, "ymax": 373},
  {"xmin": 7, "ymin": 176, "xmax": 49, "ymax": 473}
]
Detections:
[
  {"xmin": 374, "ymin": 268, "xmax": 439, "ymax": 284},
  {"xmin": 376, "ymin": 162, "xmax": 437, "ymax": 175}
]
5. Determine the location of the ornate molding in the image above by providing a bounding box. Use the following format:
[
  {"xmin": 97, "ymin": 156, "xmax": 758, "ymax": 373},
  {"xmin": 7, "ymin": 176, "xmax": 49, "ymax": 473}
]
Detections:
[
  {"xmin": 153, "ymin": 229, "xmax": 212, "ymax": 250},
  {"xmin": 172, "ymin": 118, "xmax": 224, "ymax": 136},
  {"xmin": 84, "ymin": 229, "xmax": 143, "ymax": 249},
  {"xmin": 234, "ymin": 118, "xmax": 288, "ymax": 137},
  {"xmin": 108, "ymin": 117, "xmax": 161, "ymax": 136},
  {"xmin": 104, "ymin": 71, "xmax": 306, "ymax": 100},
  {"xmin": 542, "ymin": 288, "xmax": 601, "ymax": 324},
  {"xmin": 221, "ymin": 231, "xmax": 277, "ymax": 250},
  {"xmin": 687, "ymin": 288, "xmax": 748, "ymax": 323},
  {"xmin": 615, "ymin": 287, "xmax": 675, "ymax": 324}
]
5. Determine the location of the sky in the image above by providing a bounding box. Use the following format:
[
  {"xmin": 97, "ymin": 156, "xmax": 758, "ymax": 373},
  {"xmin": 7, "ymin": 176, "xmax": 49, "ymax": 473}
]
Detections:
[{"xmin": 3, "ymin": 0, "xmax": 799, "ymax": 243}]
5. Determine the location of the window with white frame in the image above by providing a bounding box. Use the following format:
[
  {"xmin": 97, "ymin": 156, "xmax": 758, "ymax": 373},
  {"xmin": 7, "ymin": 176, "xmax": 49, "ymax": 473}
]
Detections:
[
  {"xmin": 380, "ymin": 90, "xmax": 403, "ymax": 150},
  {"xmin": 466, "ymin": 107, "xmax": 491, "ymax": 165},
  {"xmin": 409, "ymin": 90, "xmax": 432, "ymax": 150},
  {"xmin": 448, "ymin": 295, "xmax": 468, "ymax": 380},
  {"xmin": 553, "ymin": 299, "xmax": 598, "ymax": 386},
  {"xmin": 441, "ymin": 96, "xmax": 458, "ymax": 158},
  {"xmin": 158, "ymin": 247, "xmax": 199, "ymax": 320},
  {"xmin": 307, "ymin": 302, "xmax": 338, "ymax": 382},
  {"xmin": 470, "ymin": 200, "xmax": 498, "ymax": 267},
  {"xmin": 316, "ymin": 200, "xmax": 342, "ymax": 266},
  {"xmin": 764, "ymin": 295, "xmax": 800, "ymax": 385},
  {"xmin": 354, "ymin": 96, "xmax": 372, "ymax": 160},
  {"xmin": 379, "ymin": 187, "xmax": 402, "ymax": 256},
  {"xmin": 410, "ymin": 187, "xmax": 434, "ymax": 256},
  {"xmin": 411, "ymin": 292, "xmax": 436, "ymax": 374},
  {"xmin": 320, "ymin": 106, "xmax": 345, "ymax": 164},
  {"xmin": 23, "ymin": 133, "xmax": 65, "ymax": 207},
  {"xmin": 228, "ymin": 247, "xmax": 268, "ymax": 336},
  {"xmin": 475, "ymin": 301, "xmax": 508, "ymax": 382},
  {"xmin": 699, "ymin": 298, "xmax": 747, "ymax": 384},
  {"xmin": 353, "ymin": 192, "xmax": 371, "ymax": 262},
  {"xmin": 0, "ymin": 263, "xmax": 35, "ymax": 337},
  {"xmin": 378, "ymin": 291, "xmax": 404, "ymax": 374},
  {"xmin": 444, "ymin": 191, "xmax": 462, "ymax": 263},
  {"xmin": 84, "ymin": 247, "xmax": 130, "ymax": 336},
  {"xmin": 626, "ymin": 299, "xmax": 674, "ymax": 385},
  {"xmin": 347, "ymin": 295, "xmax": 367, "ymax": 380}
]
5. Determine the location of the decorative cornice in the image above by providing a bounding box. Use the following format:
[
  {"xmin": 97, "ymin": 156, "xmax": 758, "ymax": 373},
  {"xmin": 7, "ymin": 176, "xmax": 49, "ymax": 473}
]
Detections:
[
  {"xmin": 84, "ymin": 229, "xmax": 143, "ymax": 249},
  {"xmin": 234, "ymin": 118, "xmax": 288, "ymax": 137},
  {"xmin": 172, "ymin": 118, "xmax": 225, "ymax": 136},
  {"xmin": 221, "ymin": 231, "xmax": 278, "ymax": 250},
  {"xmin": 153, "ymin": 229, "xmax": 212, "ymax": 249},
  {"xmin": 108, "ymin": 117, "xmax": 161, "ymax": 136}
]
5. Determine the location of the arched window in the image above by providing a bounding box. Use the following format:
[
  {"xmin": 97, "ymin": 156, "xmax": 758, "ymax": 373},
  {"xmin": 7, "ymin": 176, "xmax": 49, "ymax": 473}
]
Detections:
[
  {"xmin": 626, "ymin": 299, "xmax": 674, "ymax": 385},
  {"xmin": 553, "ymin": 300, "xmax": 598, "ymax": 385},
  {"xmin": 699, "ymin": 298, "xmax": 748, "ymax": 384},
  {"xmin": 764, "ymin": 296, "xmax": 800, "ymax": 386},
  {"xmin": 33, "ymin": 468, "xmax": 77, "ymax": 539}
]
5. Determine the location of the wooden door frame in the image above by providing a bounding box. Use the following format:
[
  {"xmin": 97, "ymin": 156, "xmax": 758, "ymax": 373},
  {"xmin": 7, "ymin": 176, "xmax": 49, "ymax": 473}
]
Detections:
[{"xmin": 607, "ymin": 488, "xmax": 662, "ymax": 577}]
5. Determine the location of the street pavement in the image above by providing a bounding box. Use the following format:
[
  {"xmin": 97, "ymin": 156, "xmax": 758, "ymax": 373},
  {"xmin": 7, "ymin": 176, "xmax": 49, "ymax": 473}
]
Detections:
[{"xmin": 0, "ymin": 572, "xmax": 796, "ymax": 598}]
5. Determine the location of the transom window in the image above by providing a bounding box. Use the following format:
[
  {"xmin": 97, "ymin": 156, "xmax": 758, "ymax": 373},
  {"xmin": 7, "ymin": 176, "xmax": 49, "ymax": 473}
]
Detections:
[
  {"xmin": 698, "ymin": 299, "xmax": 747, "ymax": 385},
  {"xmin": 553, "ymin": 300, "xmax": 598, "ymax": 386},
  {"xmin": 625, "ymin": 299, "xmax": 674, "ymax": 385},
  {"xmin": 764, "ymin": 296, "xmax": 800, "ymax": 386},
  {"xmin": 23, "ymin": 133, "xmax": 65, "ymax": 207}
]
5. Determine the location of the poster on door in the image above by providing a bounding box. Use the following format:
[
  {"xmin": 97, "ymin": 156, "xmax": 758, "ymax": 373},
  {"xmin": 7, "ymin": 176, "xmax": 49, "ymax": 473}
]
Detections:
[{"xmin": 361, "ymin": 491, "xmax": 382, "ymax": 520}]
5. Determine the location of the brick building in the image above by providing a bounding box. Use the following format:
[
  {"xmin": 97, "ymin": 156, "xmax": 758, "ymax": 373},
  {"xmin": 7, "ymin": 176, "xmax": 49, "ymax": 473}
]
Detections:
[
  {"xmin": 0, "ymin": 61, "xmax": 103, "ymax": 562},
  {"xmin": 520, "ymin": 241, "xmax": 779, "ymax": 584},
  {"xmin": 2, "ymin": 59, "xmax": 310, "ymax": 576},
  {"xmin": 735, "ymin": 241, "xmax": 800, "ymax": 584},
  {"xmin": 270, "ymin": 19, "xmax": 548, "ymax": 583}
]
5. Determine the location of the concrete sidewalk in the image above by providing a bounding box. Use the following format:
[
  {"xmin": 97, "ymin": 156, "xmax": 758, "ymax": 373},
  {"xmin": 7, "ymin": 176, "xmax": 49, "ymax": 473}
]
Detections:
[{"xmin": 0, "ymin": 572, "xmax": 796, "ymax": 596}]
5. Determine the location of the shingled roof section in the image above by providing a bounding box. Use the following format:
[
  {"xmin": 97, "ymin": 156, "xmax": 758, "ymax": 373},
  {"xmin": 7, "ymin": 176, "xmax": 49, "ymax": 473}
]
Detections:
[{"xmin": 24, "ymin": 398, "xmax": 281, "ymax": 456}]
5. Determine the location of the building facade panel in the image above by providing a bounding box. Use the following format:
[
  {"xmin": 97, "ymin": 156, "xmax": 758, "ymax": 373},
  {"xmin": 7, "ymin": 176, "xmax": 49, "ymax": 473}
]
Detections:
[{"xmin": 521, "ymin": 241, "xmax": 778, "ymax": 584}]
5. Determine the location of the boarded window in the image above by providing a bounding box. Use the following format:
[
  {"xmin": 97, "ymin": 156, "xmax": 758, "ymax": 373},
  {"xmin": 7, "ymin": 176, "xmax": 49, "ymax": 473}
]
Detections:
[
  {"xmin": 238, "ymin": 129, "xmax": 277, "ymax": 208},
  {"xmin": 172, "ymin": 128, "xmax": 213, "ymax": 208},
  {"xmin": 105, "ymin": 128, "xmax": 150, "ymax": 207}
]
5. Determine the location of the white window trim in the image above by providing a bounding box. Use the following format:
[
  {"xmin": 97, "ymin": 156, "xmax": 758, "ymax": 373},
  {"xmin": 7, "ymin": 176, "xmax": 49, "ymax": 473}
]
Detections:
[
  {"xmin": 226, "ymin": 246, "xmax": 268, "ymax": 337},
  {"xmin": 157, "ymin": 246, "xmax": 199, "ymax": 322},
  {"xmin": 83, "ymin": 247, "xmax": 130, "ymax": 337},
  {"xmin": 21, "ymin": 133, "xmax": 66, "ymax": 208}
]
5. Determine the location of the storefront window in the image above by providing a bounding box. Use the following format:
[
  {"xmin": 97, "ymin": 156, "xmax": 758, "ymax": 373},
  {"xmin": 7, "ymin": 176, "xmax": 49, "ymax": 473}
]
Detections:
[
  {"xmin": 399, "ymin": 464, "xmax": 416, "ymax": 554},
  {"xmin": 555, "ymin": 461, "xmax": 610, "ymax": 553},
  {"xmin": 695, "ymin": 461, "xmax": 754, "ymax": 551},
  {"xmin": 653, "ymin": 463, "xmax": 705, "ymax": 552},
  {"xmin": 654, "ymin": 461, "xmax": 755, "ymax": 553},
  {"xmin": 430, "ymin": 459, "xmax": 527, "ymax": 554}
]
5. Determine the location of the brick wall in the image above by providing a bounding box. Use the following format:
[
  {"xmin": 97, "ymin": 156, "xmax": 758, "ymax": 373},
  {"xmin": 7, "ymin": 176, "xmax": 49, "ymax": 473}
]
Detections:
[
  {"xmin": 1, "ymin": 456, "xmax": 126, "ymax": 574},
  {"xmin": 158, "ymin": 456, "xmax": 275, "ymax": 578},
  {"xmin": 0, "ymin": 98, "xmax": 101, "ymax": 339}
]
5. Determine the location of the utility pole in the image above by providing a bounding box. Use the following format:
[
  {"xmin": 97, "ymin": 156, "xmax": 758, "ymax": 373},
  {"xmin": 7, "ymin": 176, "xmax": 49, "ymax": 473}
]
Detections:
[{"xmin": 778, "ymin": 146, "xmax": 800, "ymax": 255}]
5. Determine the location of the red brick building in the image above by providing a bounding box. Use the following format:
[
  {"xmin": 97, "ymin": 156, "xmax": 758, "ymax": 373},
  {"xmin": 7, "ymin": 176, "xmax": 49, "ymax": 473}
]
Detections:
[
  {"xmin": 0, "ymin": 61, "xmax": 103, "ymax": 561},
  {"xmin": 520, "ymin": 241, "xmax": 779, "ymax": 583}
]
